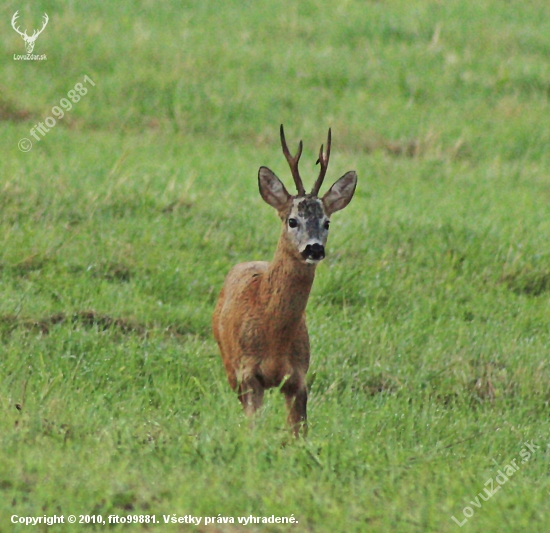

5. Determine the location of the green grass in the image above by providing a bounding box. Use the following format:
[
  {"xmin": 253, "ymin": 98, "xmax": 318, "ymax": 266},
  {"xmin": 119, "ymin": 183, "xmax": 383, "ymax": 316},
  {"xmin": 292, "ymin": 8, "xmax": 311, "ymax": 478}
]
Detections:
[{"xmin": 1, "ymin": 0, "xmax": 550, "ymax": 531}]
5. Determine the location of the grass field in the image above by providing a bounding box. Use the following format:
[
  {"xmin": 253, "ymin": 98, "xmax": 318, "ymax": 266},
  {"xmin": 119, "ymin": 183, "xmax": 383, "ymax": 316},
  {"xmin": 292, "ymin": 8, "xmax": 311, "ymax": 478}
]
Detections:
[{"xmin": 1, "ymin": 0, "xmax": 550, "ymax": 531}]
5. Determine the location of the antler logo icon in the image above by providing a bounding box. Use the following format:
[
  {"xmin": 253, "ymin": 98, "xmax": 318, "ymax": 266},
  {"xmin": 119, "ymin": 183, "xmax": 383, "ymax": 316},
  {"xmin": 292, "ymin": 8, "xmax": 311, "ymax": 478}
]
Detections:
[{"xmin": 11, "ymin": 11, "xmax": 49, "ymax": 54}]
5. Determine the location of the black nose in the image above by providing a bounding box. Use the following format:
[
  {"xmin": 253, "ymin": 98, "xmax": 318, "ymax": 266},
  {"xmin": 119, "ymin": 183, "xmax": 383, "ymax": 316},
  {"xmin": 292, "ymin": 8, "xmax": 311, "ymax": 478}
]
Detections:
[{"xmin": 302, "ymin": 243, "xmax": 325, "ymax": 261}]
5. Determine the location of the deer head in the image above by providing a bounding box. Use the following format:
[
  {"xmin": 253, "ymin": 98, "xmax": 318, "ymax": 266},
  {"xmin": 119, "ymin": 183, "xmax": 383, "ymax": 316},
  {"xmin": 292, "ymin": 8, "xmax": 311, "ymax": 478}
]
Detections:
[
  {"xmin": 258, "ymin": 125, "xmax": 357, "ymax": 264},
  {"xmin": 11, "ymin": 11, "xmax": 49, "ymax": 54}
]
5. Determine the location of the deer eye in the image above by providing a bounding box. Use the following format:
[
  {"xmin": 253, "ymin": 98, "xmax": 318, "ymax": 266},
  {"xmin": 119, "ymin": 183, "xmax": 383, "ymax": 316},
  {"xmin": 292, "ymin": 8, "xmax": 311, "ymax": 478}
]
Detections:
[
  {"xmin": 324, "ymin": 220, "xmax": 330, "ymax": 230},
  {"xmin": 288, "ymin": 218, "xmax": 298, "ymax": 228}
]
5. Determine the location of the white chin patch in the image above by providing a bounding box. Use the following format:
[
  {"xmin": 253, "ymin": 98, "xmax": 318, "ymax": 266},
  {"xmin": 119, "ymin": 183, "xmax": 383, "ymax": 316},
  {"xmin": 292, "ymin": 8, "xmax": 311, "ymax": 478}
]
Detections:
[{"xmin": 305, "ymin": 258, "xmax": 321, "ymax": 265}]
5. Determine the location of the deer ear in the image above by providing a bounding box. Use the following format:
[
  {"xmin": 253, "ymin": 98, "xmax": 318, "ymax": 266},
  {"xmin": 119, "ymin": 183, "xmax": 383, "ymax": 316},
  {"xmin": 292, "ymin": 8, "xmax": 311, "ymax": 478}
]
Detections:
[
  {"xmin": 258, "ymin": 167, "xmax": 291, "ymax": 210},
  {"xmin": 322, "ymin": 171, "xmax": 357, "ymax": 215}
]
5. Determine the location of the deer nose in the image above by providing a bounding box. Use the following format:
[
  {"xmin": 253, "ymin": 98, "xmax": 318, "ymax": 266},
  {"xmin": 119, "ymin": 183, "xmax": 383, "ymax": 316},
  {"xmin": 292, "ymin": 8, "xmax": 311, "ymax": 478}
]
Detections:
[{"xmin": 302, "ymin": 243, "xmax": 325, "ymax": 261}]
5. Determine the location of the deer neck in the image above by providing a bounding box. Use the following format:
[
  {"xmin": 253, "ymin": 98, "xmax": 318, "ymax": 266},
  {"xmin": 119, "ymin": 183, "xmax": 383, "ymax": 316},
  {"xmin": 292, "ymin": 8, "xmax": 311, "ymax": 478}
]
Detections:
[{"xmin": 262, "ymin": 231, "xmax": 316, "ymax": 332}]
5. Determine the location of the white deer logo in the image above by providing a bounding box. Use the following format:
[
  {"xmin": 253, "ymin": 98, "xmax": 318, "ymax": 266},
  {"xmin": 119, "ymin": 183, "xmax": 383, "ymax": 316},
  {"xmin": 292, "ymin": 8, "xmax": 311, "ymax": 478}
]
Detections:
[{"xmin": 11, "ymin": 11, "xmax": 49, "ymax": 54}]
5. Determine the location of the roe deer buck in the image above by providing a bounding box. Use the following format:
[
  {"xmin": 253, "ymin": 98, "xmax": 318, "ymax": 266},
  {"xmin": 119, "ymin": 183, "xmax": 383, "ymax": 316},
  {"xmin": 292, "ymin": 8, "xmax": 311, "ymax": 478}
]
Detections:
[{"xmin": 212, "ymin": 125, "xmax": 357, "ymax": 436}]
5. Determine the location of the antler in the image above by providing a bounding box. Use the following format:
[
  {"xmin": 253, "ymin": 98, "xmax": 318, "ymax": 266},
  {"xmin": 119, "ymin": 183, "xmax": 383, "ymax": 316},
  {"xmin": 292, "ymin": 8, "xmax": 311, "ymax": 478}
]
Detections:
[
  {"xmin": 31, "ymin": 13, "xmax": 49, "ymax": 39},
  {"xmin": 280, "ymin": 124, "xmax": 305, "ymax": 196},
  {"xmin": 11, "ymin": 12, "xmax": 48, "ymax": 39},
  {"xmin": 11, "ymin": 11, "xmax": 26, "ymax": 37},
  {"xmin": 310, "ymin": 128, "xmax": 331, "ymax": 196}
]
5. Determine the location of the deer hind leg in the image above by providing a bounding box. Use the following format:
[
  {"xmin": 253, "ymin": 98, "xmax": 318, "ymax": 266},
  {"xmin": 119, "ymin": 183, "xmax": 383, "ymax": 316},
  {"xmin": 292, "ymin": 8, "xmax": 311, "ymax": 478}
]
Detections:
[
  {"xmin": 281, "ymin": 381, "xmax": 308, "ymax": 437},
  {"xmin": 237, "ymin": 375, "xmax": 265, "ymax": 417}
]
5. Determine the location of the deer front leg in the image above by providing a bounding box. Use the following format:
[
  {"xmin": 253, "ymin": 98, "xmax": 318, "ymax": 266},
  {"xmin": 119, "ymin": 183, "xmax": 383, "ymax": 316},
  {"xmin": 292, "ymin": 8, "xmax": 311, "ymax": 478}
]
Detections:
[
  {"xmin": 282, "ymin": 381, "xmax": 308, "ymax": 437},
  {"xmin": 238, "ymin": 376, "xmax": 264, "ymax": 417}
]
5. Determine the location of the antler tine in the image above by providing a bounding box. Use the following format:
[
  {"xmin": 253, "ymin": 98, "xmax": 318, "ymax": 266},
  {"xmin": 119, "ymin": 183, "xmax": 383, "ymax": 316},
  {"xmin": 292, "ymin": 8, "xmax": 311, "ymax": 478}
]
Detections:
[
  {"xmin": 37, "ymin": 13, "xmax": 49, "ymax": 35},
  {"xmin": 11, "ymin": 11, "xmax": 26, "ymax": 37},
  {"xmin": 280, "ymin": 124, "xmax": 305, "ymax": 196},
  {"xmin": 310, "ymin": 128, "xmax": 332, "ymax": 196},
  {"xmin": 31, "ymin": 14, "xmax": 49, "ymax": 38}
]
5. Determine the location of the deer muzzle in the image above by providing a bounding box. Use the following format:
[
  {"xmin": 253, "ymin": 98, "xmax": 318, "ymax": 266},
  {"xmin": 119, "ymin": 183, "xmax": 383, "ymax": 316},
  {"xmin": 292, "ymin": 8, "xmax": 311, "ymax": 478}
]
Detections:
[{"xmin": 301, "ymin": 243, "xmax": 325, "ymax": 263}]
